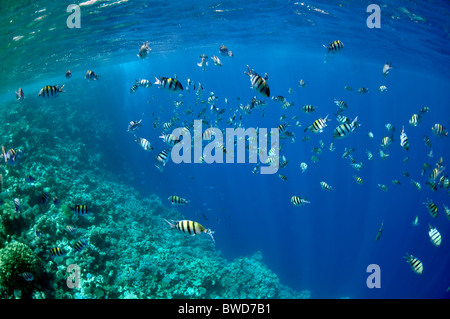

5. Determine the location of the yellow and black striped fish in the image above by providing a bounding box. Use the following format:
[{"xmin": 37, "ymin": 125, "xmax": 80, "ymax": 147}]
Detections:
[
  {"xmin": 354, "ymin": 175, "xmax": 363, "ymax": 185},
  {"xmin": 428, "ymin": 226, "xmax": 441, "ymax": 247},
  {"xmin": 85, "ymin": 70, "xmax": 100, "ymax": 80},
  {"xmin": 38, "ymin": 84, "xmax": 65, "ymax": 97},
  {"xmin": 164, "ymin": 219, "xmax": 215, "ymax": 243},
  {"xmin": 431, "ymin": 123, "xmax": 448, "ymax": 137},
  {"xmin": 302, "ymin": 104, "xmax": 316, "ymax": 113},
  {"xmin": 320, "ymin": 181, "xmax": 333, "ymax": 191},
  {"xmin": 324, "ymin": 40, "xmax": 344, "ymax": 53},
  {"xmin": 160, "ymin": 133, "xmax": 180, "ymax": 146},
  {"xmin": 73, "ymin": 239, "xmax": 89, "ymax": 252},
  {"xmin": 423, "ymin": 198, "xmax": 438, "ymax": 218},
  {"xmin": 72, "ymin": 204, "xmax": 90, "ymax": 215},
  {"xmin": 409, "ymin": 113, "xmax": 421, "ymax": 127},
  {"xmin": 168, "ymin": 195, "xmax": 190, "ymax": 205},
  {"xmin": 305, "ymin": 115, "xmax": 330, "ymax": 133},
  {"xmin": 290, "ymin": 196, "xmax": 310, "ymax": 206},
  {"xmin": 154, "ymin": 76, "xmax": 183, "ymax": 92},
  {"xmin": 333, "ymin": 116, "xmax": 358, "ymax": 139},
  {"xmin": 404, "ymin": 253, "xmax": 423, "ymax": 274},
  {"xmin": 400, "ymin": 126, "xmax": 409, "ymax": 151},
  {"xmin": 49, "ymin": 247, "xmax": 66, "ymax": 257},
  {"xmin": 424, "ymin": 135, "xmax": 432, "ymax": 148},
  {"xmin": 244, "ymin": 65, "xmax": 270, "ymax": 98}
]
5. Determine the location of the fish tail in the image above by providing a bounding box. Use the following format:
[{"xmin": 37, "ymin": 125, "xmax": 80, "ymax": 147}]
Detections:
[
  {"xmin": 154, "ymin": 77, "xmax": 161, "ymax": 86},
  {"xmin": 207, "ymin": 229, "xmax": 215, "ymax": 244},
  {"xmin": 1, "ymin": 146, "xmax": 6, "ymax": 163},
  {"xmin": 163, "ymin": 218, "xmax": 176, "ymax": 229}
]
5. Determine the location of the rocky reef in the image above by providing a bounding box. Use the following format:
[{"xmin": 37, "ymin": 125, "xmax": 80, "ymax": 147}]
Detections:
[{"xmin": 0, "ymin": 96, "xmax": 311, "ymax": 299}]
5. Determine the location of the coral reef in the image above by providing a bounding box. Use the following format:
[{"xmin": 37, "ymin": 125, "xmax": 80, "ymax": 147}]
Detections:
[{"xmin": 0, "ymin": 97, "xmax": 311, "ymax": 299}]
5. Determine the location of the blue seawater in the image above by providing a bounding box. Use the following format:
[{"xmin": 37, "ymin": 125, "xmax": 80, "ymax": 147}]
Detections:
[{"xmin": 0, "ymin": 0, "xmax": 449, "ymax": 299}]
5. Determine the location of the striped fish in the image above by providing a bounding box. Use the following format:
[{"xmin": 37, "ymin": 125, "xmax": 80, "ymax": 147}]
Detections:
[
  {"xmin": 404, "ymin": 253, "xmax": 423, "ymax": 274},
  {"xmin": 400, "ymin": 126, "xmax": 409, "ymax": 150},
  {"xmin": 424, "ymin": 135, "xmax": 432, "ymax": 148},
  {"xmin": 244, "ymin": 65, "xmax": 270, "ymax": 98},
  {"xmin": 354, "ymin": 175, "xmax": 363, "ymax": 185},
  {"xmin": 38, "ymin": 84, "xmax": 65, "ymax": 97},
  {"xmin": 14, "ymin": 198, "xmax": 20, "ymax": 213},
  {"xmin": 423, "ymin": 198, "xmax": 438, "ymax": 218},
  {"xmin": 168, "ymin": 195, "xmax": 190, "ymax": 205},
  {"xmin": 136, "ymin": 79, "xmax": 152, "ymax": 88},
  {"xmin": 290, "ymin": 196, "xmax": 310, "ymax": 206},
  {"xmin": 324, "ymin": 40, "xmax": 344, "ymax": 53},
  {"xmin": 320, "ymin": 181, "xmax": 333, "ymax": 191},
  {"xmin": 65, "ymin": 225, "xmax": 77, "ymax": 235},
  {"xmin": 333, "ymin": 116, "xmax": 358, "ymax": 139},
  {"xmin": 164, "ymin": 219, "xmax": 215, "ymax": 243},
  {"xmin": 72, "ymin": 204, "xmax": 90, "ymax": 215},
  {"xmin": 156, "ymin": 149, "xmax": 171, "ymax": 168},
  {"xmin": 73, "ymin": 239, "xmax": 89, "ymax": 252},
  {"xmin": 278, "ymin": 123, "xmax": 290, "ymax": 134},
  {"xmin": 410, "ymin": 179, "xmax": 421, "ymax": 190},
  {"xmin": 428, "ymin": 226, "xmax": 441, "ymax": 247},
  {"xmin": 334, "ymin": 100, "xmax": 348, "ymax": 113},
  {"xmin": 85, "ymin": 70, "xmax": 100, "ymax": 80},
  {"xmin": 154, "ymin": 76, "xmax": 183, "ymax": 92},
  {"xmin": 431, "ymin": 123, "xmax": 448, "ymax": 137},
  {"xmin": 136, "ymin": 136, "xmax": 153, "ymax": 151},
  {"xmin": 278, "ymin": 174, "xmax": 288, "ymax": 181},
  {"xmin": 18, "ymin": 272, "xmax": 34, "ymax": 282},
  {"xmin": 408, "ymin": 113, "xmax": 421, "ymax": 126},
  {"xmin": 302, "ymin": 104, "xmax": 316, "ymax": 113},
  {"xmin": 381, "ymin": 134, "xmax": 393, "ymax": 149},
  {"xmin": 49, "ymin": 247, "xmax": 66, "ymax": 257},
  {"xmin": 444, "ymin": 205, "xmax": 450, "ymax": 220},
  {"xmin": 160, "ymin": 133, "xmax": 180, "ymax": 146},
  {"xmin": 130, "ymin": 84, "xmax": 139, "ymax": 93},
  {"xmin": 305, "ymin": 115, "xmax": 330, "ymax": 133}
]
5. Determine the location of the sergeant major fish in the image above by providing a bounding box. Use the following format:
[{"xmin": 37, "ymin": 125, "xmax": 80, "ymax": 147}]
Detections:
[
  {"xmin": 244, "ymin": 65, "xmax": 270, "ymax": 98},
  {"xmin": 154, "ymin": 76, "xmax": 183, "ymax": 92},
  {"xmin": 163, "ymin": 218, "xmax": 215, "ymax": 243},
  {"xmin": 38, "ymin": 84, "xmax": 65, "ymax": 97}
]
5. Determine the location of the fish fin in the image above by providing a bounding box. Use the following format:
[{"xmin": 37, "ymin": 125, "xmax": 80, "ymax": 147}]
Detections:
[{"xmin": 163, "ymin": 218, "xmax": 175, "ymax": 229}]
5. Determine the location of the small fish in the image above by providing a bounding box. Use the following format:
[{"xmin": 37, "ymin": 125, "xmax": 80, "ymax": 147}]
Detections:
[
  {"xmin": 299, "ymin": 79, "xmax": 306, "ymax": 88},
  {"xmin": 155, "ymin": 148, "xmax": 171, "ymax": 171},
  {"xmin": 428, "ymin": 226, "xmax": 441, "ymax": 247},
  {"xmin": 212, "ymin": 55, "xmax": 222, "ymax": 67},
  {"xmin": 333, "ymin": 116, "xmax": 359, "ymax": 139},
  {"xmin": 127, "ymin": 119, "xmax": 142, "ymax": 132},
  {"xmin": 41, "ymin": 192, "xmax": 49, "ymax": 205},
  {"xmin": 419, "ymin": 106, "xmax": 429, "ymax": 114},
  {"xmin": 15, "ymin": 88, "xmax": 24, "ymax": 100},
  {"xmin": 290, "ymin": 196, "xmax": 310, "ymax": 206},
  {"xmin": 278, "ymin": 174, "xmax": 288, "ymax": 181},
  {"xmin": 320, "ymin": 181, "xmax": 333, "ymax": 191},
  {"xmin": 378, "ymin": 184, "xmax": 388, "ymax": 192},
  {"xmin": 135, "ymin": 79, "xmax": 152, "ymax": 88},
  {"xmin": 301, "ymin": 104, "xmax": 316, "ymax": 114},
  {"xmin": 24, "ymin": 174, "xmax": 36, "ymax": 183},
  {"xmin": 14, "ymin": 198, "xmax": 20, "ymax": 213},
  {"xmin": 304, "ymin": 115, "xmax": 330, "ymax": 133},
  {"xmin": 160, "ymin": 133, "xmax": 180, "ymax": 147},
  {"xmin": 400, "ymin": 126, "xmax": 409, "ymax": 151},
  {"xmin": 344, "ymin": 86, "xmax": 353, "ymax": 91},
  {"xmin": 382, "ymin": 62, "xmax": 392, "ymax": 77},
  {"xmin": 358, "ymin": 87, "xmax": 369, "ymax": 94},
  {"xmin": 378, "ymin": 85, "xmax": 388, "ymax": 92},
  {"xmin": 334, "ymin": 100, "xmax": 348, "ymax": 113},
  {"xmin": 431, "ymin": 123, "xmax": 448, "ymax": 137},
  {"xmin": 72, "ymin": 204, "xmax": 91, "ymax": 215},
  {"xmin": 49, "ymin": 247, "xmax": 66, "ymax": 257},
  {"xmin": 367, "ymin": 132, "xmax": 374, "ymax": 139},
  {"xmin": 423, "ymin": 198, "xmax": 438, "ymax": 218},
  {"xmin": 300, "ymin": 162, "xmax": 308, "ymax": 173},
  {"xmin": 130, "ymin": 83, "xmax": 139, "ymax": 93},
  {"xmin": 412, "ymin": 215, "xmax": 419, "ymax": 226},
  {"xmin": 65, "ymin": 70, "xmax": 72, "ymax": 78},
  {"xmin": 138, "ymin": 41, "xmax": 151, "ymax": 59},
  {"xmin": 52, "ymin": 196, "xmax": 61, "ymax": 207},
  {"xmin": 135, "ymin": 136, "xmax": 153, "ymax": 151},
  {"xmin": 410, "ymin": 179, "xmax": 421, "ymax": 190},
  {"xmin": 404, "ymin": 253, "xmax": 423, "ymax": 274},
  {"xmin": 354, "ymin": 175, "xmax": 363, "ymax": 185},
  {"xmin": 392, "ymin": 180, "xmax": 401, "ymax": 185},
  {"xmin": 444, "ymin": 205, "xmax": 450, "ymax": 220},
  {"xmin": 73, "ymin": 239, "xmax": 89, "ymax": 252},
  {"xmin": 164, "ymin": 219, "xmax": 215, "ymax": 243},
  {"xmin": 323, "ymin": 40, "xmax": 344, "ymax": 54},
  {"xmin": 375, "ymin": 221, "xmax": 383, "ymax": 241},
  {"xmin": 154, "ymin": 76, "xmax": 183, "ymax": 92},
  {"xmin": 197, "ymin": 54, "xmax": 208, "ymax": 71},
  {"xmin": 85, "ymin": 70, "xmax": 100, "ymax": 80},
  {"xmin": 385, "ymin": 123, "xmax": 395, "ymax": 132},
  {"xmin": 381, "ymin": 135, "xmax": 393, "ymax": 149},
  {"xmin": 168, "ymin": 195, "xmax": 190, "ymax": 205},
  {"xmin": 424, "ymin": 135, "xmax": 432, "ymax": 148},
  {"xmin": 409, "ymin": 113, "xmax": 421, "ymax": 127},
  {"xmin": 65, "ymin": 225, "xmax": 77, "ymax": 235},
  {"xmin": 244, "ymin": 65, "xmax": 270, "ymax": 98},
  {"xmin": 34, "ymin": 228, "xmax": 43, "ymax": 237},
  {"xmin": 18, "ymin": 272, "xmax": 34, "ymax": 281},
  {"xmin": 219, "ymin": 45, "xmax": 233, "ymax": 57},
  {"xmin": 38, "ymin": 84, "xmax": 65, "ymax": 97}
]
